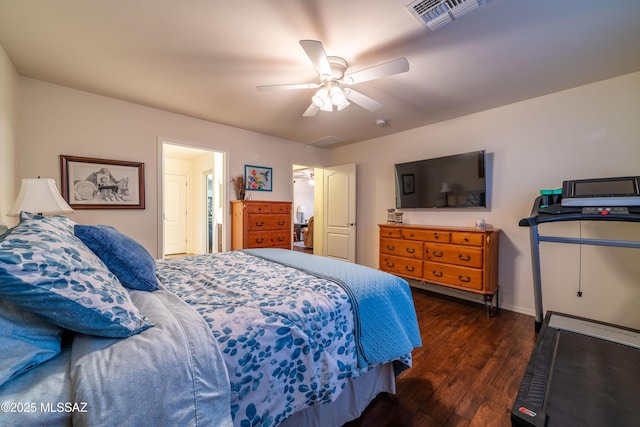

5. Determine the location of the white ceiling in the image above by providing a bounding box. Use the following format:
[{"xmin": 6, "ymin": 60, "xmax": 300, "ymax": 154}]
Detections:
[{"xmin": 1, "ymin": 0, "xmax": 639, "ymax": 148}]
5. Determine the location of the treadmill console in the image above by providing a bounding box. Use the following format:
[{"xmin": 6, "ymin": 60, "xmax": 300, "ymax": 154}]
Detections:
[
  {"xmin": 581, "ymin": 206, "xmax": 629, "ymax": 216},
  {"xmin": 562, "ymin": 176, "xmax": 640, "ymax": 207}
]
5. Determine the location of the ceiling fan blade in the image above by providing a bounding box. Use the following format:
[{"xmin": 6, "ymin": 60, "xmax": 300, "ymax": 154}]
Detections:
[
  {"xmin": 342, "ymin": 57, "xmax": 409, "ymax": 85},
  {"xmin": 257, "ymin": 83, "xmax": 319, "ymax": 91},
  {"xmin": 300, "ymin": 40, "xmax": 333, "ymax": 80},
  {"xmin": 344, "ymin": 88, "xmax": 383, "ymax": 112},
  {"xmin": 302, "ymin": 103, "xmax": 320, "ymax": 117}
]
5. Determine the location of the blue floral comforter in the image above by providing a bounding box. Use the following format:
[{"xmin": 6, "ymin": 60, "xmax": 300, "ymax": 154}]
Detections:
[{"xmin": 156, "ymin": 250, "xmax": 420, "ymax": 427}]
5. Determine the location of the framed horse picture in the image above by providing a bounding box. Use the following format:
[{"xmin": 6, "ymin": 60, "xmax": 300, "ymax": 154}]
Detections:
[{"xmin": 60, "ymin": 155, "xmax": 145, "ymax": 209}]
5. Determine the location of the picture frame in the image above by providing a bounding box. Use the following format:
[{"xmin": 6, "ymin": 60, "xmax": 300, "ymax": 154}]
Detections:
[
  {"xmin": 244, "ymin": 164, "xmax": 272, "ymax": 192},
  {"xmin": 60, "ymin": 155, "xmax": 145, "ymax": 209},
  {"xmin": 402, "ymin": 173, "xmax": 415, "ymax": 195}
]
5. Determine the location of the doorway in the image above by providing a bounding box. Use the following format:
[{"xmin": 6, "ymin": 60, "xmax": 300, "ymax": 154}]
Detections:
[
  {"xmin": 162, "ymin": 142, "xmax": 225, "ymax": 257},
  {"xmin": 293, "ymin": 165, "xmax": 315, "ymax": 253},
  {"xmin": 293, "ymin": 163, "xmax": 357, "ymax": 262}
]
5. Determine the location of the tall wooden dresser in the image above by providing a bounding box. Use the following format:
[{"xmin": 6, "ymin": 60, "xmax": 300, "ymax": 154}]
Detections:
[
  {"xmin": 231, "ymin": 200, "xmax": 292, "ymax": 250},
  {"xmin": 379, "ymin": 224, "xmax": 500, "ymax": 315}
]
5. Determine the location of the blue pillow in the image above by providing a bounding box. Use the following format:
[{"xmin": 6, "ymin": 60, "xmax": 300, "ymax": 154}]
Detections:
[
  {"xmin": 0, "ymin": 297, "xmax": 62, "ymax": 386},
  {"xmin": 74, "ymin": 225, "xmax": 159, "ymax": 291},
  {"xmin": 0, "ymin": 215, "xmax": 154, "ymax": 337}
]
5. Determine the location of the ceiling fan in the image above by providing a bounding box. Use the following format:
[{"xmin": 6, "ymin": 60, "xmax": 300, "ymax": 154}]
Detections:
[{"xmin": 257, "ymin": 40, "xmax": 410, "ymax": 117}]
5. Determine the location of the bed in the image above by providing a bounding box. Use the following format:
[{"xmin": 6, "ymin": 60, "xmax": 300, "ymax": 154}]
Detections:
[{"xmin": 0, "ymin": 213, "xmax": 422, "ymax": 426}]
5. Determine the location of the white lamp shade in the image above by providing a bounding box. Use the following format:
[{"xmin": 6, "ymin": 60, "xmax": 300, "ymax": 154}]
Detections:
[
  {"xmin": 440, "ymin": 182, "xmax": 451, "ymax": 193},
  {"xmin": 8, "ymin": 178, "xmax": 74, "ymax": 216},
  {"xmin": 296, "ymin": 204, "xmax": 306, "ymax": 214}
]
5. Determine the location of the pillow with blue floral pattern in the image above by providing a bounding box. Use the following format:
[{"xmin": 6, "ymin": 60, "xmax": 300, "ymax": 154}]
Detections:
[{"xmin": 0, "ymin": 214, "xmax": 153, "ymax": 338}]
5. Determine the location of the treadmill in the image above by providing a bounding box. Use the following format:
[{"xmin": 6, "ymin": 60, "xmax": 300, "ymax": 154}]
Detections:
[
  {"xmin": 515, "ymin": 178, "xmax": 640, "ymax": 426},
  {"xmin": 512, "ymin": 311, "xmax": 640, "ymax": 426}
]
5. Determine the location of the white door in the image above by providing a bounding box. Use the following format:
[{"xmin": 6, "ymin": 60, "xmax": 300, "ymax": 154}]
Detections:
[
  {"xmin": 164, "ymin": 173, "xmax": 188, "ymax": 255},
  {"xmin": 323, "ymin": 163, "xmax": 356, "ymax": 262}
]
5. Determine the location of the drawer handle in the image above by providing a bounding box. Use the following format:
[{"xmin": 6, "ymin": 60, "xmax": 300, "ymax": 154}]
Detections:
[
  {"xmin": 432, "ymin": 270, "xmax": 443, "ymax": 278},
  {"xmin": 458, "ymin": 275, "xmax": 471, "ymax": 283},
  {"xmin": 463, "ymin": 237, "xmax": 469, "ymax": 242},
  {"xmin": 385, "ymin": 261, "xmax": 395, "ymax": 268},
  {"xmin": 434, "ymin": 233, "xmax": 439, "ymax": 239},
  {"xmin": 256, "ymin": 237, "xmax": 264, "ymax": 243},
  {"xmin": 458, "ymin": 254, "xmax": 471, "ymax": 261},
  {"xmin": 405, "ymin": 248, "xmax": 415, "ymax": 254},
  {"xmin": 277, "ymin": 221, "xmax": 285, "ymax": 226},
  {"xmin": 386, "ymin": 245, "xmax": 395, "ymax": 251},
  {"xmin": 255, "ymin": 221, "xmax": 264, "ymax": 227},
  {"xmin": 409, "ymin": 233, "xmax": 415, "ymax": 238},
  {"xmin": 432, "ymin": 251, "xmax": 443, "ymax": 258},
  {"xmin": 405, "ymin": 266, "xmax": 415, "ymax": 272},
  {"xmin": 277, "ymin": 236, "xmax": 285, "ymax": 242}
]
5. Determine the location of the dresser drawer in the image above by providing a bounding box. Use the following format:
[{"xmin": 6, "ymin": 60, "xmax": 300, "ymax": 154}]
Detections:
[
  {"xmin": 380, "ymin": 238, "xmax": 423, "ymax": 259},
  {"xmin": 246, "ymin": 231, "xmax": 290, "ymax": 248},
  {"xmin": 451, "ymin": 232, "xmax": 484, "ymax": 247},
  {"xmin": 247, "ymin": 214, "xmax": 290, "ymax": 231},
  {"xmin": 246, "ymin": 203, "xmax": 271, "ymax": 214},
  {"xmin": 423, "ymin": 261, "xmax": 484, "ymax": 291},
  {"xmin": 380, "ymin": 254, "xmax": 423, "ymax": 279},
  {"xmin": 424, "ymin": 243, "xmax": 483, "ymax": 268},
  {"xmin": 402, "ymin": 229, "xmax": 451, "ymax": 243},
  {"xmin": 270, "ymin": 204, "xmax": 291, "ymax": 214},
  {"xmin": 379, "ymin": 227, "xmax": 402, "ymax": 238}
]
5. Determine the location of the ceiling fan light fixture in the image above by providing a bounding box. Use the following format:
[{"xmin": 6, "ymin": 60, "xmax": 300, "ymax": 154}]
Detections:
[
  {"xmin": 329, "ymin": 85, "xmax": 348, "ymax": 107},
  {"xmin": 312, "ymin": 87, "xmax": 328, "ymax": 108},
  {"xmin": 320, "ymin": 102, "xmax": 334, "ymax": 112}
]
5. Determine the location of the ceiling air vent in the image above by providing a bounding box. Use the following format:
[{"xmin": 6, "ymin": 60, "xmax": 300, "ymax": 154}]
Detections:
[
  {"xmin": 406, "ymin": 0, "xmax": 486, "ymax": 31},
  {"xmin": 308, "ymin": 135, "xmax": 346, "ymax": 148}
]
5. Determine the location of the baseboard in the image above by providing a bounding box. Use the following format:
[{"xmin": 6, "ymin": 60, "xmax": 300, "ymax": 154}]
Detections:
[{"xmin": 406, "ymin": 279, "xmax": 535, "ymax": 318}]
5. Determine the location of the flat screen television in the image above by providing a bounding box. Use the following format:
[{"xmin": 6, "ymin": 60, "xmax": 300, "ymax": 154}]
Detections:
[{"xmin": 395, "ymin": 150, "xmax": 487, "ymax": 209}]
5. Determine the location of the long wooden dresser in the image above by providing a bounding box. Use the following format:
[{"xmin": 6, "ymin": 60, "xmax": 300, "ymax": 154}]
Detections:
[
  {"xmin": 379, "ymin": 224, "xmax": 500, "ymax": 315},
  {"xmin": 231, "ymin": 200, "xmax": 292, "ymax": 250}
]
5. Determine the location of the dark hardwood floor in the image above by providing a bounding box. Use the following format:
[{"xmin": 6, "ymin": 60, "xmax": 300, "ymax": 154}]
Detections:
[{"xmin": 345, "ymin": 288, "xmax": 537, "ymax": 427}]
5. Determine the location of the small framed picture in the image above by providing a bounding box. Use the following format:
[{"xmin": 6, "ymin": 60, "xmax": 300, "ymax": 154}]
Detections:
[
  {"xmin": 402, "ymin": 174, "xmax": 415, "ymax": 195},
  {"xmin": 244, "ymin": 165, "xmax": 272, "ymax": 192},
  {"xmin": 60, "ymin": 155, "xmax": 145, "ymax": 209}
]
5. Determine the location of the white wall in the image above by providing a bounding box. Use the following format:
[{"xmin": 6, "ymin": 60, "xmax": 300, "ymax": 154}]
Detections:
[
  {"xmin": 16, "ymin": 78, "xmax": 330, "ymax": 257},
  {"xmin": 328, "ymin": 71, "xmax": 640, "ymax": 328},
  {"xmin": 0, "ymin": 44, "xmax": 18, "ymax": 227}
]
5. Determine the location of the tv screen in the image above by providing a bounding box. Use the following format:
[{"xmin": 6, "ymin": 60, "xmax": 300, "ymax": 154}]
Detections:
[{"xmin": 395, "ymin": 150, "xmax": 486, "ymax": 209}]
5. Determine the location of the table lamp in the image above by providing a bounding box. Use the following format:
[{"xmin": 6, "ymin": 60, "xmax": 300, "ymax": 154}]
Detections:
[
  {"xmin": 440, "ymin": 182, "xmax": 451, "ymax": 207},
  {"xmin": 296, "ymin": 204, "xmax": 306, "ymax": 223},
  {"xmin": 8, "ymin": 178, "xmax": 74, "ymax": 216}
]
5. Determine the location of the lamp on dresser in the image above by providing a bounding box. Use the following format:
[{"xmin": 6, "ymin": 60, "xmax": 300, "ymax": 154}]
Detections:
[
  {"xmin": 440, "ymin": 182, "xmax": 451, "ymax": 207},
  {"xmin": 296, "ymin": 204, "xmax": 306, "ymax": 223},
  {"xmin": 8, "ymin": 178, "xmax": 74, "ymax": 217}
]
